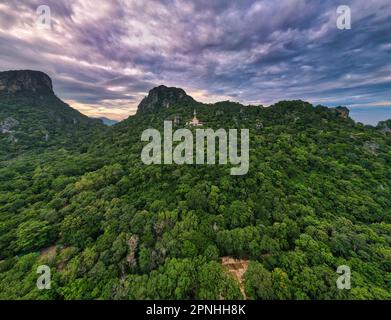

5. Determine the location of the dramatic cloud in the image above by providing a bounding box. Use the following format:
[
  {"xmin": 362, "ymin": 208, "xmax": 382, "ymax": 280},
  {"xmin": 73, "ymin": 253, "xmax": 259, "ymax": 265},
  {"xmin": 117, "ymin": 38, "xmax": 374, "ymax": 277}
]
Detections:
[{"xmin": 0, "ymin": 0, "xmax": 390, "ymax": 122}]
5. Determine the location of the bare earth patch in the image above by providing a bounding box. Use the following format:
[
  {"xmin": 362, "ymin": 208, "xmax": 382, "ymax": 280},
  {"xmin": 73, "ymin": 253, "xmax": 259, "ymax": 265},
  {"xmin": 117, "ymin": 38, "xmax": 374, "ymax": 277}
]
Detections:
[
  {"xmin": 221, "ymin": 257, "xmax": 249, "ymax": 299},
  {"xmin": 39, "ymin": 245, "xmax": 57, "ymax": 261}
]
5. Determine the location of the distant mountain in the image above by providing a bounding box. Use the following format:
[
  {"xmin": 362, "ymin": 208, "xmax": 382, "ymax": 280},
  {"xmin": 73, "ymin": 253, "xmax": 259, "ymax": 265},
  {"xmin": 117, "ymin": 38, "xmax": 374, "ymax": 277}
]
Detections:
[
  {"xmin": 0, "ymin": 70, "xmax": 104, "ymax": 159},
  {"xmin": 96, "ymin": 117, "xmax": 119, "ymax": 126}
]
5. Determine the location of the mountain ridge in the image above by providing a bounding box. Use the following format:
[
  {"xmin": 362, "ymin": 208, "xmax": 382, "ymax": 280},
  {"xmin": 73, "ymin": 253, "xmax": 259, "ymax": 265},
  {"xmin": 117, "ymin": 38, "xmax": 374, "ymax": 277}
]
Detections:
[{"xmin": 0, "ymin": 70, "xmax": 366, "ymax": 127}]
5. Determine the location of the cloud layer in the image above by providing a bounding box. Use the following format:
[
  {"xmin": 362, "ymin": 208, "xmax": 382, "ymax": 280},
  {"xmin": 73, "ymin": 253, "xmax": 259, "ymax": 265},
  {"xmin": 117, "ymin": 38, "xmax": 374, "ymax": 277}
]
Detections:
[{"xmin": 0, "ymin": 0, "xmax": 390, "ymax": 121}]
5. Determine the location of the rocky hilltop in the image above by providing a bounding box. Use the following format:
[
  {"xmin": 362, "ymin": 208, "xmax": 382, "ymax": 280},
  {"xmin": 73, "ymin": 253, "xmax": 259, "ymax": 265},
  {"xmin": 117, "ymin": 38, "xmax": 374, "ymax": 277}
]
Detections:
[
  {"xmin": 137, "ymin": 85, "xmax": 196, "ymax": 113},
  {"xmin": 0, "ymin": 70, "xmax": 54, "ymax": 95},
  {"xmin": 0, "ymin": 70, "xmax": 103, "ymax": 159},
  {"xmin": 334, "ymin": 106, "xmax": 350, "ymax": 119}
]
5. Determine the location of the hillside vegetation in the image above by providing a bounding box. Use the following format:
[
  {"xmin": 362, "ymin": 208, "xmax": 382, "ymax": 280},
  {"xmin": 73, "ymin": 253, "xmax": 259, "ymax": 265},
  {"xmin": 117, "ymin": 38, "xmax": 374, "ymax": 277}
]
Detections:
[{"xmin": 0, "ymin": 72, "xmax": 390, "ymax": 300}]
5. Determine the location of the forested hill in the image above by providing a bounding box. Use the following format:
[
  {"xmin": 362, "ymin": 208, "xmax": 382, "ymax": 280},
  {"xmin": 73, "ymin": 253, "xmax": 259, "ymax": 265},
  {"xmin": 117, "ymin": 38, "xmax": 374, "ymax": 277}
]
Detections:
[
  {"xmin": 0, "ymin": 70, "xmax": 105, "ymax": 160},
  {"xmin": 0, "ymin": 75, "xmax": 390, "ymax": 300}
]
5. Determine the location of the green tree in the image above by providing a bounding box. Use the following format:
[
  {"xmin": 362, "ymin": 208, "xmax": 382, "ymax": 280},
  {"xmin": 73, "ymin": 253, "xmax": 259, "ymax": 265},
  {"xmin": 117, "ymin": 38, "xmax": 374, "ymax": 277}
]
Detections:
[{"xmin": 15, "ymin": 220, "xmax": 50, "ymax": 252}]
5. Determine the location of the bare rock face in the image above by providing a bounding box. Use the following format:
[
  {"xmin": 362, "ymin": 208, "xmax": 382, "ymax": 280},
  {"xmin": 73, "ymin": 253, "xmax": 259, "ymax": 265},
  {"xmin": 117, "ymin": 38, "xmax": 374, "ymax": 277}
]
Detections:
[
  {"xmin": 382, "ymin": 127, "xmax": 391, "ymax": 134},
  {"xmin": 0, "ymin": 117, "xmax": 19, "ymax": 134},
  {"xmin": 126, "ymin": 235, "xmax": 139, "ymax": 269},
  {"xmin": 377, "ymin": 120, "xmax": 391, "ymax": 135},
  {"xmin": 0, "ymin": 70, "xmax": 53, "ymax": 95},
  {"xmin": 137, "ymin": 85, "xmax": 195, "ymax": 113},
  {"xmin": 334, "ymin": 106, "xmax": 350, "ymax": 119},
  {"xmin": 364, "ymin": 141, "xmax": 380, "ymax": 155}
]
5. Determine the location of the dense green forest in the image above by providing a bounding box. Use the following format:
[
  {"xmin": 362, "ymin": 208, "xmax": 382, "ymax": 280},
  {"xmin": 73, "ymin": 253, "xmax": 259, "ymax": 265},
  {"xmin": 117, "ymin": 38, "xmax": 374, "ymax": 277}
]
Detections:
[{"xmin": 0, "ymin": 72, "xmax": 390, "ymax": 300}]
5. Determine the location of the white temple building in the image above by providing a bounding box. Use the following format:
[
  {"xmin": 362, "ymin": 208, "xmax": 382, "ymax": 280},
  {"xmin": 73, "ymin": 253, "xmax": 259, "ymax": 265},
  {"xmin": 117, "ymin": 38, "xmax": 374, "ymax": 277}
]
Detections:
[{"xmin": 186, "ymin": 110, "xmax": 203, "ymax": 127}]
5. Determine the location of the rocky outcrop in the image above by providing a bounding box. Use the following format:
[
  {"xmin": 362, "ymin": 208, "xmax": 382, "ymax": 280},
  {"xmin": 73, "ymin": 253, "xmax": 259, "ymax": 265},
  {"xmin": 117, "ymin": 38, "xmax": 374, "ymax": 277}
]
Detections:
[
  {"xmin": 0, "ymin": 117, "xmax": 19, "ymax": 134},
  {"xmin": 334, "ymin": 106, "xmax": 350, "ymax": 119},
  {"xmin": 126, "ymin": 235, "xmax": 139, "ymax": 269},
  {"xmin": 255, "ymin": 119, "xmax": 263, "ymax": 130},
  {"xmin": 0, "ymin": 70, "xmax": 105, "ymax": 158},
  {"xmin": 382, "ymin": 127, "xmax": 391, "ymax": 134},
  {"xmin": 364, "ymin": 141, "xmax": 380, "ymax": 155},
  {"xmin": 0, "ymin": 70, "xmax": 53, "ymax": 95},
  {"xmin": 377, "ymin": 120, "xmax": 391, "ymax": 134},
  {"xmin": 137, "ymin": 85, "xmax": 196, "ymax": 113}
]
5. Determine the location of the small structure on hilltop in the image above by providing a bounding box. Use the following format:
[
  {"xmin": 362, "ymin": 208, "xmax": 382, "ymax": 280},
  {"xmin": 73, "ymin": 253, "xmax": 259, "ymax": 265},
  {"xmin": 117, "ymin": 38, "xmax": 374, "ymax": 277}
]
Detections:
[{"xmin": 186, "ymin": 110, "xmax": 203, "ymax": 127}]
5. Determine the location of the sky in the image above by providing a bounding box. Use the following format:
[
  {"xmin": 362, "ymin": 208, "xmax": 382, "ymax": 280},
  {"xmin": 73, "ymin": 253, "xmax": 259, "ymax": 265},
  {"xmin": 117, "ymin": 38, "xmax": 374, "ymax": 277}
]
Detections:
[{"xmin": 0, "ymin": 0, "xmax": 390, "ymax": 123}]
